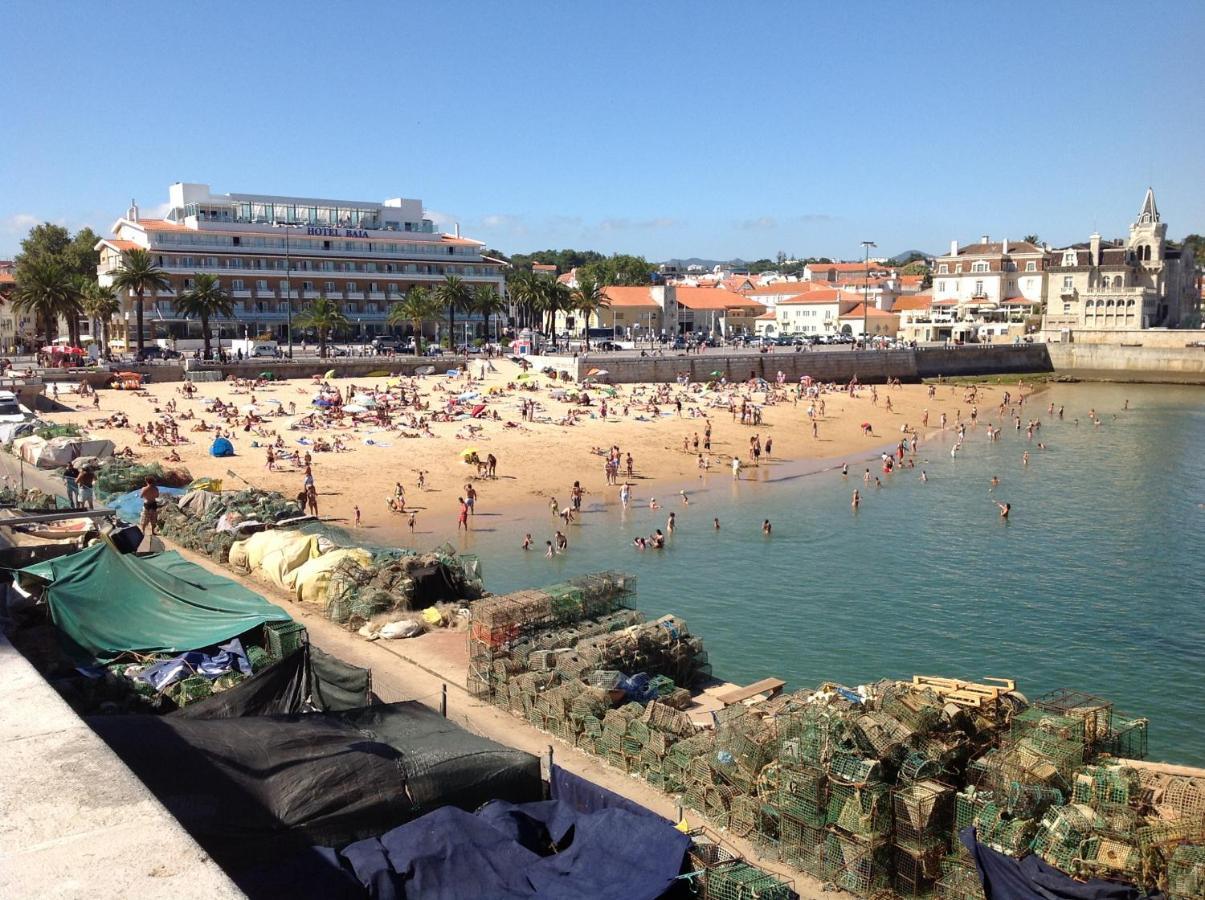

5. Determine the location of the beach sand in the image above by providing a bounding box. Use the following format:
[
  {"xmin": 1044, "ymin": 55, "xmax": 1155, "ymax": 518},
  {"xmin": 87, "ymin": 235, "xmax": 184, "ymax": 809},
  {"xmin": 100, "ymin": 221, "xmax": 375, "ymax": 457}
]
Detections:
[{"xmin": 41, "ymin": 360, "xmax": 1022, "ymax": 540}]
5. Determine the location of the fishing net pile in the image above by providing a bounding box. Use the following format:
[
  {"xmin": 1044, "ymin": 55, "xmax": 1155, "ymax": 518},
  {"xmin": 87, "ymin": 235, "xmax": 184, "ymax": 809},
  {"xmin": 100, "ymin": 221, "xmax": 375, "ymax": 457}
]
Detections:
[
  {"xmin": 0, "ymin": 487, "xmax": 59, "ymax": 509},
  {"xmin": 34, "ymin": 423, "xmax": 84, "ymax": 439},
  {"xmin": 95, "ymin": 458, "xmax": 194, "ymax": 496},
  {"xmin": 323, "ymin": 547, "xmax": 483, "ymax": 628},
  {"xmin": 467, "ymin": 591, "xmax": 1187, "ymax": 900},
  {"xmin": 159, "ymin": 488, "xmax": 302, "ymax": 562}
]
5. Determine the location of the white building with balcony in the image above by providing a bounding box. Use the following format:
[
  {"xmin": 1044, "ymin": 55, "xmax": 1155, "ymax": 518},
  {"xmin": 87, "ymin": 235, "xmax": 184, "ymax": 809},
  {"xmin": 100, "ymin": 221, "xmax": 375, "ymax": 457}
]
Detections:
[{"xmin": 96, "ymin": 183, "xmax": 504, "ymax": 344}]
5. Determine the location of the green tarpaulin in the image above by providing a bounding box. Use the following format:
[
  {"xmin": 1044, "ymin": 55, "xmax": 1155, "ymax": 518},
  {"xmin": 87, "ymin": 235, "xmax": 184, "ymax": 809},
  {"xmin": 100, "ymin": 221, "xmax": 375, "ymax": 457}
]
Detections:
[{"xmin": 21, "ymin": 541, "xmax": 291, "ymax": 663}]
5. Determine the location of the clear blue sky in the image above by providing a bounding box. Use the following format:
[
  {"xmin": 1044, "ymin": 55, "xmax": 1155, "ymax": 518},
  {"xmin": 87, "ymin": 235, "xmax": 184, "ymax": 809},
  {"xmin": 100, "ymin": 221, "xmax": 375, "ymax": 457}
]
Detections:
[{"xmin": 3, "ymin": 1, "xmax": 1202, "ymax": 262}]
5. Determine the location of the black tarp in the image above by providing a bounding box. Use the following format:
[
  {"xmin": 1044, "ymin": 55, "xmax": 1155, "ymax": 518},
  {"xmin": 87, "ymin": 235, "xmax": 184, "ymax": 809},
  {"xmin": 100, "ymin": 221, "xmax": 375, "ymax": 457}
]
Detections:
[
  {"xmin": 960, "ymin": 828, "xmax": 1160, "ymax": 900},
  {"xmin": 88, "ymin": 702, "xmax": 541, "ymax": 879},
  {"xmin": 317, "ymin": 798, "xmax": 691, "ymax": 900},
  {"xmin": 172, "ymin": 645, "xmax": 371, "ymax": 718}
]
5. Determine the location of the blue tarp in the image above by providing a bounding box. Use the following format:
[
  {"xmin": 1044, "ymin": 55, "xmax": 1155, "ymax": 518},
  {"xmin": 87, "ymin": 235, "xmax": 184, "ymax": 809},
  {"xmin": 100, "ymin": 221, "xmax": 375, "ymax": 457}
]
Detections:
[
  {"xmin": 136, "ymin": 638, "xmax": 251, "ymax": 691},
  {"xmin": 959, "ymin": 828, "xmax": 1158, "ymax": 900},
  {"xmin": 550, "ymin": 764, "xmax": 669, "ymax": 823},
  {"xmin": 324, "ymin": 798, "xmax": 690, "ymax": 900},
  {"xmin": 211, "ymin": 436, "xmax": 234, "ymax": 457},
  {"xmin": 110, "ymin": 486, "xmax": 186, "ymax": 524}
]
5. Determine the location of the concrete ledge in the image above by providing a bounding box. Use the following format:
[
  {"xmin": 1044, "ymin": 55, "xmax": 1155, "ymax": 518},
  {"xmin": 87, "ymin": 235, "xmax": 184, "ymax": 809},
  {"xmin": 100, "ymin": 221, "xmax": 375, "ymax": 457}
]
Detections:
[{"xmin": 0, "ymin": 633, "xmax": 243, "ymax": 899}]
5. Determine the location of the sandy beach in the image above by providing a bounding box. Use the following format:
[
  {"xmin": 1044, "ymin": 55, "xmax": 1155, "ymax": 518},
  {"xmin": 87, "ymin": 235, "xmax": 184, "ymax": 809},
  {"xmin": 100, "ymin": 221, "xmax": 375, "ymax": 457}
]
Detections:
[{"xmin": 40, "ymin": 360, "xmax": 1023, "ymax": 540}]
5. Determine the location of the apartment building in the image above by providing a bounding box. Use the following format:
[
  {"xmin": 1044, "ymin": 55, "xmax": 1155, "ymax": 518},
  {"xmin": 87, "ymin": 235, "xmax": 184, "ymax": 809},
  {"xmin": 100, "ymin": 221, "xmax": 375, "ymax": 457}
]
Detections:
[{"xmin": 96, "ymin": 183, "xmax": 504, "ymax": 343}]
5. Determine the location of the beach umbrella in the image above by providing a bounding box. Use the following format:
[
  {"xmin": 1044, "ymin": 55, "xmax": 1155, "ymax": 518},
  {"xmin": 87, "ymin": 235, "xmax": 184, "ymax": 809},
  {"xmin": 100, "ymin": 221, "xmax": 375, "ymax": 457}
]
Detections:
[
  {"xmin": 460, "ymin": 447, "xmax": 480, "ymax": 459},
  {"xmin": 710, "ymin": 370, "xmax": 723, "ymax": 377},
  {"xmin": 516, "ymin": 373, "xmax": 531, "ymax": 380},
  {"xmin": 239, "ymin": 404, "xmax": 260, "ymax": 414},
  {"xmin": 342, "ymin": 404, "xmax": 368, "ymax": 414},
  {"xmin": 324, "ymin": 369, "xmax": 336, "ymax": 379}
]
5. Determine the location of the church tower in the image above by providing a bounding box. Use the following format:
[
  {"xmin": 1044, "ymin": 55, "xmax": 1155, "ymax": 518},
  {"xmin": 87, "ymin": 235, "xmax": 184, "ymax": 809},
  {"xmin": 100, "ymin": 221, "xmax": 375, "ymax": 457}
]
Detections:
[{"xmin": 1128, "ymin": 187, "xmax": 1166, "ymax": 266}]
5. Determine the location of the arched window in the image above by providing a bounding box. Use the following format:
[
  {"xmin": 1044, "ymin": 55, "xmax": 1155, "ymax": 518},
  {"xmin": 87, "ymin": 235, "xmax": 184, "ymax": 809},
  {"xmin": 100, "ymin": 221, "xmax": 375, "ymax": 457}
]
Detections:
[{"xmin": 1113, "ymin": 275, "xmax": 1123, "ymax": 288}]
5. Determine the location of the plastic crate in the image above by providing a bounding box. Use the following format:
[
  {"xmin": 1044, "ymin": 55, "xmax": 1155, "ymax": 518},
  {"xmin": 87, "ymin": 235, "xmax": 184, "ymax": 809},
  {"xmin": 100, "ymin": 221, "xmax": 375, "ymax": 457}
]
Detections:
[{"xmin": 265, "ymin": 620, "xmax": 307, "ymax": 658}]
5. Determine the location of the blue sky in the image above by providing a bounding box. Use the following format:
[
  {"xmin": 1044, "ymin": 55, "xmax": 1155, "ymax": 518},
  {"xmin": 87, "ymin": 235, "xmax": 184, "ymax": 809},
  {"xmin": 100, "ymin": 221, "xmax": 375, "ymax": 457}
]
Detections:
[{"xmin": 3, "ymin": 1, "xmax": 1202, "ymax": 262}]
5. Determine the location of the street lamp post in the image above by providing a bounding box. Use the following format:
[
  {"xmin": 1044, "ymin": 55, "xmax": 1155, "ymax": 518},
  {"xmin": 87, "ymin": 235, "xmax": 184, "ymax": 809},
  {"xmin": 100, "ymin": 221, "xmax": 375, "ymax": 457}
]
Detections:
[{"xmin": 861, "ymin": 240, "xmax": 877, "ymax": 344}]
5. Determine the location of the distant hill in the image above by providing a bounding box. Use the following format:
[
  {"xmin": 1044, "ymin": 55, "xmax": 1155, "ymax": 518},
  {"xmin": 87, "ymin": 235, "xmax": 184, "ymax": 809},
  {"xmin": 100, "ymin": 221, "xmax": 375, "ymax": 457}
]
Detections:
[{"xmin": 889, "ymin": 249, "xmax": 934, "ymax": 264}]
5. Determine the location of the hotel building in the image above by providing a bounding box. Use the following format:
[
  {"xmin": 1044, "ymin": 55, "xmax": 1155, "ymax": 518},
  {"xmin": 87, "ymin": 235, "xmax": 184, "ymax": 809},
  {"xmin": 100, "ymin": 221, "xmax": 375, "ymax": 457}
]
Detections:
[{"xmin": 96, "ymin": 183, "xmax": 504, "ymax": 344}]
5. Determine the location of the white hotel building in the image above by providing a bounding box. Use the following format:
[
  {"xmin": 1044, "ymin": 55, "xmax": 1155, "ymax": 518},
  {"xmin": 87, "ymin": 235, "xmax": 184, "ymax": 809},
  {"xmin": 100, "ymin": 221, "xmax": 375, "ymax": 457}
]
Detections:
[{"xmin": 96, "ymin": 183, "xmax": 503, "ymax": 344}]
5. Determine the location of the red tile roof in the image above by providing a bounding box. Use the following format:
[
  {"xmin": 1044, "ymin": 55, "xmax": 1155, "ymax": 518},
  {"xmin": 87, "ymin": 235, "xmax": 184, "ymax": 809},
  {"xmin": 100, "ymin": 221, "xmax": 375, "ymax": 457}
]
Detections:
[
  {"xmin": 839, "ymin": 303, "xmax": 899, "ymax": 319},
  {"xmin": 600, "ymin": 286, "xmax": 660, "ymax": 309},
  {"xmin": 891, "ymin": 293, "xmax": 932, "ymax": 311},
  {"xmin": 778, "ymin": 289, "xmax": 842, "ymax": 305},
  {"xmin": 673, "ymin": 286, "xmax": 766, "ymax": 312}
]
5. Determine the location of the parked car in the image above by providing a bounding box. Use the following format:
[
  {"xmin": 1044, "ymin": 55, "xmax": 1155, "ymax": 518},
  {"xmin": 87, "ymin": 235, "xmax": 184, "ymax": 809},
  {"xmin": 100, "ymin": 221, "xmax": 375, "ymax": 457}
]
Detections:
[
  {"xmin": 136, "ymin": 346, "xmax": 182, "ymax": 361},
  {"xmin": 371, "ymin": 337, "xmax": 404, "ymax": 354}
]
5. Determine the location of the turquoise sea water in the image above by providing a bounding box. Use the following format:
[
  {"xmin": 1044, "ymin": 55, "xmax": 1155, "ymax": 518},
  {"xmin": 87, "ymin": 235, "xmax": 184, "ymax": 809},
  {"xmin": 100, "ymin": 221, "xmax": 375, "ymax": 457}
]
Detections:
[{"xmin": 429, "ymin": 382, "xmax": 1205, "ymax": 765}]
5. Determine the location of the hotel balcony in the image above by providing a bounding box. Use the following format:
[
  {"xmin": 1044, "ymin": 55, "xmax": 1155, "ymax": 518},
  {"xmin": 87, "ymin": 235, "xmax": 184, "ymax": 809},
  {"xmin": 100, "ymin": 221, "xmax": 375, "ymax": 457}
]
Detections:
[
  {"xmin": 232, "ymin": 289, "xmax": 252, "ymax": 298},
  {"xmin": 346, "ymin": 292, "xmax": 365, "ymax": 301}
]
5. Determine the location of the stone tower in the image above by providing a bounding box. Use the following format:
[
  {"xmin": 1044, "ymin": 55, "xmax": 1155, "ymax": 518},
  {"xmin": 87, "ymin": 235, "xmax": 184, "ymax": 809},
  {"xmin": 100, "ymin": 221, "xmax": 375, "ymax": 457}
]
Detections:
[{"xmin": 1128, "ymin": 187, "xmax": 1166, "ymax": 266}]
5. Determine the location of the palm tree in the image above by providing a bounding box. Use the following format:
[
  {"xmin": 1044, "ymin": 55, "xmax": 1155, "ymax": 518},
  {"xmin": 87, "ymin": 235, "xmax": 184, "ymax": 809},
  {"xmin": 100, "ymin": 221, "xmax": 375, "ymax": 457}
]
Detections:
[
  {"xmin": 471, "ymin": 283, "xmax": 506, "ymax": 343},
  {"xmin": 536, "ymin": 278, "xmax": 571, "ymax": 342},
  {"xmin": 295, "ymin": 296, "xmax": 349, "ymax": 358},
  {"xmin": 81, "ymin": 282, "xmax": 120, "ymax": 357},
  {"xmin": 387, "ymin": 286, "xmax": 439, "ymax": 354},
  {"xmin": 1022, "ymin": 234, "xmax": 1040, "ymax": 245},
  {"xmin": 109, "ymin": 248, "xmax": 170, "ymax": 357},
  {"xmin": 435, "ymin": 274, "xmax": 473, "ymax": 351},
  {"xmin": 13, "ymin": 258, "xmax": 73, "ymax": 349},
  {"xmin": 62, "ymin": 276, "xmax": 87, "ymax": 348},
  {"xmin": 505, "ymin": 269, "xmax": 538, "ymax": 330},
  {"xmin": 176, "ymin": 273, "xmax": 234, "ymax": 359},
  {"xmin": 569, "ymin": 276, "xmax": 610, "ymax": 351}
]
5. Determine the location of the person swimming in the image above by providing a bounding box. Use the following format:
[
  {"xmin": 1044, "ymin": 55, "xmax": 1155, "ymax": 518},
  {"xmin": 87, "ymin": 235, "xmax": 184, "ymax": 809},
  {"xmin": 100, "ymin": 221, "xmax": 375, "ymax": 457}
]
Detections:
[
  {"xmin": 851, "ymin": 489, "xmax": 860, "ymax": 509},
  {"xmin": 997, "ymin": 501, "xmax": 1011, "ymax": 520}
]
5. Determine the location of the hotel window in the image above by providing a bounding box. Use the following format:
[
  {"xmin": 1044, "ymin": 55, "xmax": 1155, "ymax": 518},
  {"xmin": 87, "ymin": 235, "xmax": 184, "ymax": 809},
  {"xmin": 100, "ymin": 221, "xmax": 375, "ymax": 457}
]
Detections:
[
  {"xmin": 232, "ymin": 279, "xmax": 245, "ymax": 291},
  {"xmin": 971, "ymin": 261, "xmax": 989, "ymax": 273},
  {"xmin": 1062, "ymin": 251, "xmax": 1077, "ymax": 266},
  {"xmin": 321, "ymin": 261, "xmax": 334, "ymax": 271},
  {"xmin": 302, "ymin": 281, "xmax": 314, "ymax": 291},
  {"xmin": 256, "ymin": 280, "xmax": 268, "ymax": 290},
  {"xmin": 974, "ymin": 281, "xmax": 984, "ymax": 295},
  {"xmin": 369, "ymin": 282, "xmax": 379, "ymax": 292},
  {"xmin": 1063, "ymin": 276, "xmax": 1073, "ymax": 290},
  {"xmin": 346, "ymin": 282, "xmax": 356, "ymax": 292},
  {"xmin": 1025, "ymin": 261, "xmax": 1036, "ymax": 272},
  {"xmin": 279, "ymin": 280, "xmax": 289, "ymax": 292},
  {"xmin": 325, "ymin": 282, "xmax": 335, "ymax": 293},
  {"xmin": 364, "ymin": 262, "xmax": 377, "ymax": 272}
]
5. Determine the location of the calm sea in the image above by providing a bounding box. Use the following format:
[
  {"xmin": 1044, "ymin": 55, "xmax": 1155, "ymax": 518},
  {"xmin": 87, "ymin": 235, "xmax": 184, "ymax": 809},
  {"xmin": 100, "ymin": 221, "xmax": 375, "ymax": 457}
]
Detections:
[{"xmin": 427, "ymin": 382, "xmax": 1205, "ymax": 765}]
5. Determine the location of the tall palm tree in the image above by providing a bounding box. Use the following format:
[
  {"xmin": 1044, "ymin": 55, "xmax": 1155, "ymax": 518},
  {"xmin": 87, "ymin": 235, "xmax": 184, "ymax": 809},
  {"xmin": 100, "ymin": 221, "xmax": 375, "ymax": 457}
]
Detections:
[
  {"xmin": 62, "ymin": 276, "xmax": 87, "ymax": 348},
  {"xmin": 471, "ymin": 283, "xmax": 506, "ymax": 343},
  {"xmin": 536, "ymin": 279, "xmax": 571, "ymax": 341},
  {"xmin": 109, "ymin": 248, "xmax": 169, "ymax": 357},
  {"xmin": 81, "ymin": 281, "xmax": 120, "ymax": 357},
  {"xmin": 13, "ymin": 258, "xmax": 73, "ymax": 349},
  {"xmin": 505, "ymin": 269, "xmax": 538, "ymax": 330},
  {"xmin": 295, "ymin": 296, "xmax": 349, "ymax": 358},
  {"xmin": 569, "ymin": 276, "xmax": 610, "ymax": 351},
  {"xmin": 435, "ymin": 274, "xmax": 473, "ymax": 351},
  {"xmin": 387, "ymin": 286, "xmax": 439, "ymax": 354},
  {"xmin": 176, "ymin": 273, "xmax": 235, "ymax": 359}
]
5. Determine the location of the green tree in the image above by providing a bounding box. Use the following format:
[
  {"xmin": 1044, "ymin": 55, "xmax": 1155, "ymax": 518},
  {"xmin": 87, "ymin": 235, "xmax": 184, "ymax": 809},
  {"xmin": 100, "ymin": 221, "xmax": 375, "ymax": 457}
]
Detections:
[
  {"xmin": 580, "ymin": 253, "xmax": 653, "ymax": 287},
  {"xmin": 81, "ymin": 282, "xmax": 120, "ymax": 356},
  {"xmin": 1022, "ymin": 234, "xmax": 1040, "ymax": 245},
  {"xmin": 435, "ymin": 274, "xmax": 473, "ymax": 349},
  {"xmin": 387, "ymin": 286, "xmax": 440, "ymax": 354},
  {"xmin": 569, "ymin": 276, "xmax": 610, "ymax": 350},
  {"xmin": 13, "ymin": 258, "xmax": 74, "ymax": 348},
  {"xmin": 535, "ymin": 278, "xmax": 571, "ymax": 339},
  {"xmin": 1179, "ymin": 233, "xmax": 1204, "ymax": 262},
  {"xmin": 505, "ymin": 268, "xmax": 539, "ymax": 330},
  {"xmin": 176, "ymin": 273, "xmax": 234, "ymax": 359},
  {"xmin": 295, "ymin": 296, "xmax": 349, "ymax": 358},
  {"xmin": 509, "ymin": 248, "xmax": 605, "ymax": 273},
  {"xmin": 109, "ymin": 248, "xmax": 169, "ymax": 356},
  {"xmin": 471, "ymin": 283, "xmax": 506, "ymax": 342},
  {"xmin": 901, "ymin": 261, "xmax": 933, "ymax": 287}
]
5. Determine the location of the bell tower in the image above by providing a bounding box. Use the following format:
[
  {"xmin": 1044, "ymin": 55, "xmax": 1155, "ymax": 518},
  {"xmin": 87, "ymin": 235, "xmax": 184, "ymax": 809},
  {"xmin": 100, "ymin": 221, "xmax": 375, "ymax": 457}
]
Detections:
[{"xmin": 1128, "ymin": 187, "xmax": 1166, "ymax": 266}]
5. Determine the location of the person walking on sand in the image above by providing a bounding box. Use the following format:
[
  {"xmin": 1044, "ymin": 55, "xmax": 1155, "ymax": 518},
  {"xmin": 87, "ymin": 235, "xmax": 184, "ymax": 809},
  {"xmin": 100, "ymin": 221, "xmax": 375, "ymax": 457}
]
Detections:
[
  {"xmin": 457, "ymin": 497, "xmax": 469, "ymax": 531},
  {"xmin": 465, "ymin": 483, "xmax": 477, "ymax": 515},
  {"xmin": 353, "ymin": 505, "xmax": 361, "ymax": 527},
  {"xmin": 306, "ymin": 484, "xmax": 319, "ymax": 518}
]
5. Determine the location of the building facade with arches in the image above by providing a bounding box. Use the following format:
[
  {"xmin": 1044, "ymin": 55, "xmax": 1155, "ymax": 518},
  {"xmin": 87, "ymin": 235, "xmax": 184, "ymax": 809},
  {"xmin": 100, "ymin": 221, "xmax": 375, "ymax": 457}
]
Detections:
[{"xmin": 1043, "ymin": 188, "xmax": 1198, "ymax": 333}]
